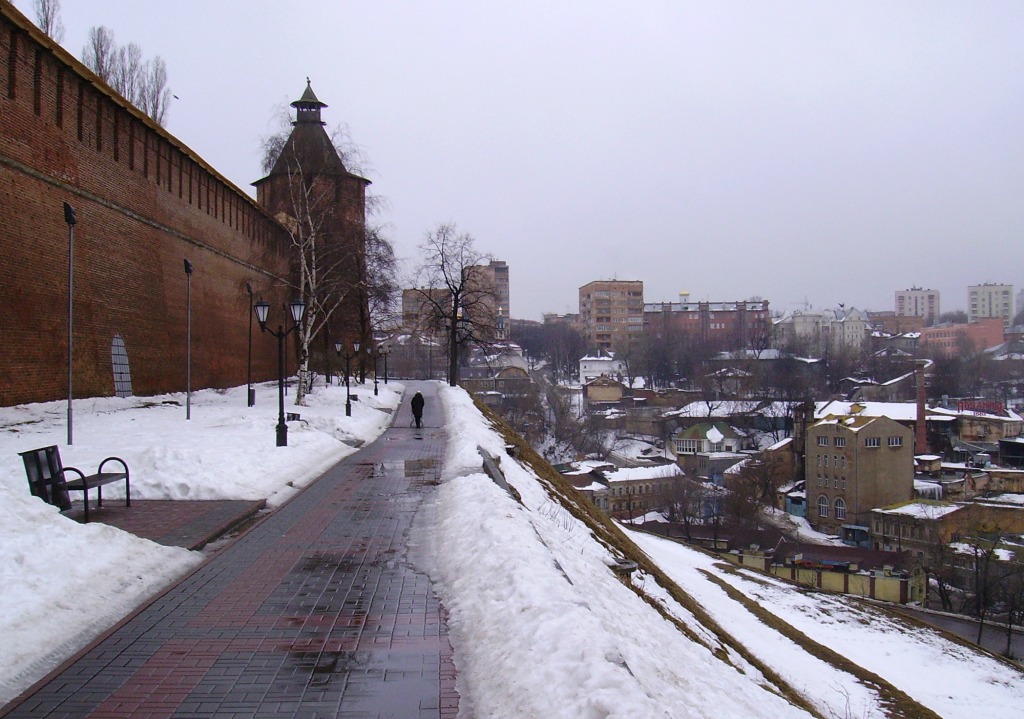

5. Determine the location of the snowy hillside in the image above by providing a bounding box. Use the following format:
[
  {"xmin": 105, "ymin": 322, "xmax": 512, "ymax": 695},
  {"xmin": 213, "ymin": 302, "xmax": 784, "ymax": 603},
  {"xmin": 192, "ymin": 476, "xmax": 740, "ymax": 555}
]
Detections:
[{"xmin": 429, "ymin": 385, "xmax": 1024, "ymax": 719}]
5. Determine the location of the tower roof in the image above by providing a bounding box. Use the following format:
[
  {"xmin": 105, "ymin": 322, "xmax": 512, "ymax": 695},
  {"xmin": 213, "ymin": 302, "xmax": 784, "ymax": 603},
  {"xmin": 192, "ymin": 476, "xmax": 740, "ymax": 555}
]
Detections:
[
  {"xmin": 253, "ymin": 81, "xmax": 370, "ymax": 189},
  {"xmin": 292, "ymin": 78, "xmax": 327, "ymax": 124}
]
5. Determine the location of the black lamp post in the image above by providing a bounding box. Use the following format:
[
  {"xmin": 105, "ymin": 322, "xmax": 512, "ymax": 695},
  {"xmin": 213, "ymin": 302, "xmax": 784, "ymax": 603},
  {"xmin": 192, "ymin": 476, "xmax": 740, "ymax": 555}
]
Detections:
[
  {"xmin": 63, "ymin": 201, "xmax": 76, "ymax": 446},
  {"xmin": 245, "ymin": 282, "xmax": 255, "ymax": 407},
  {"xmin": 337, "ymin": 340, "xmax": 359, "ymax": 417},
  {"xmin": 372, "ymin": 347, "xmax": 379, "ymax": 396},
  {"xmin": 255, "ymin": 298, "xmax": 306, "ymax": 446},
  {"xmin": 184, "ymin": 259, "xmax": 193, "ymax": 420},
  {"xmin": 381, "ymin": 343, "xmax": 391, "ymax": 384}
]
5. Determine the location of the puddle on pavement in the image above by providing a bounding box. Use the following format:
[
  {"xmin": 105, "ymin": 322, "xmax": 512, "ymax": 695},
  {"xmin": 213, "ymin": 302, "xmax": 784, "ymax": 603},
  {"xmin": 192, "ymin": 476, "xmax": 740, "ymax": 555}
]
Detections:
[
  {"xmin": 365, "ymin": 459, "xmax": 436, "ymax": 478},
  {"xmin": 300, "ymin": 552, "xmax": 359, "ymax": 574},
  {"xmin": 290, "ymin": 650, "xmax": 369, "ymax": 687}
]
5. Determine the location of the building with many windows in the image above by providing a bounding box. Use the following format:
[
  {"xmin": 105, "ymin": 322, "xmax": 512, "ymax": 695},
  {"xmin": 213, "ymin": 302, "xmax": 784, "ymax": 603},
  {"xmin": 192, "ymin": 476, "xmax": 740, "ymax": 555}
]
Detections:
[
  {"xmin": 475, "ymin": 260, "xmax": 511, "ymax": 321},
  {"xmin": 805, "ymin": 413, "xmax": 915, "ymax": 545},
  {"xmin": 773, "ymin": 307, "xmax": 869, "ymax": 353},
  {"xmin": 968, "ymin": 283, "xmax": 1014, "ymax": 326},
  {"xmin": 919, "ymin": 317, "xmax": 1004, "ymax": 357},
  {"xmin": 644, "ymin": 297, "xmax": 771, "ymax": 352},
  {"xmin": 895, "ymin": 288, "xmax": 940, "ymax": 326},
  {"xmin": 578, "ymin": 280, "xmax": 644, "ymax": 351}
]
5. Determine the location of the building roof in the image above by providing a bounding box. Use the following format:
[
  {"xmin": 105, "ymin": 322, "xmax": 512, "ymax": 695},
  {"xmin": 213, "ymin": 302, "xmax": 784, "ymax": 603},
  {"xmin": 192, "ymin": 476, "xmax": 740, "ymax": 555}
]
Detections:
[
  {"xmin": 815, "ymin": 401, "xmax": 919, "ymax": 422},
  {"xmin": 666, "ymin": 400, "xmax": 793, "ymax": 419},
  {"xmin": 600, "ymin": 464, "xmax": 683, "ymax": 483},
  {"xmin": 873, "ymin": 501, "xmax": 963, "ymax": 519}
]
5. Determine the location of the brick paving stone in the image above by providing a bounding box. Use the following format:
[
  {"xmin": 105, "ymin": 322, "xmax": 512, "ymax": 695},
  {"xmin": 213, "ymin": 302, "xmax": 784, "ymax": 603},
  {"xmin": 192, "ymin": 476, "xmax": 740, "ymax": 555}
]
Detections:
[{"xmin": 1, "ymin": 383, "xmax": 458, "ymax": 719}]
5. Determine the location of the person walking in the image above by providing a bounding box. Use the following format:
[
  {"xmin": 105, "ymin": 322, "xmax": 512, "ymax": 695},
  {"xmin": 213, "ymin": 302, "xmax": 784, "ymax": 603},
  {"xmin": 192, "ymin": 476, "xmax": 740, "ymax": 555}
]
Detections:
[{"xmin": 411, "ymin": 391, "xmax": 425, "ymax": 428}]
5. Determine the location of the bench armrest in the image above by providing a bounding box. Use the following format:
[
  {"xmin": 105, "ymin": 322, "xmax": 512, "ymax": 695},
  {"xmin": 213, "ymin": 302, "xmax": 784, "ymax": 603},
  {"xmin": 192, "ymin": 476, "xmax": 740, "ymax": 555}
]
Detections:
[
  {"xmin": 62, "ymin": 466, "xmax": 86, "ymax": 481},
  {"xmin": 98, "ymin": 457, "xmax": 129, "ymax": 477}
]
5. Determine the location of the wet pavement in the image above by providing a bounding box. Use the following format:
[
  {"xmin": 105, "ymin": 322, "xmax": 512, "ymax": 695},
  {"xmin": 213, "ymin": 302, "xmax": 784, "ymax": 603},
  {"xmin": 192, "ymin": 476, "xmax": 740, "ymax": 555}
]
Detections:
[
  {"xmin": 1, "ymin": 382, "xmax": 458, "ymax": 719},
  {"xmin": 66, "ymin": 500, "xmax": 267, "ymax": 551}
]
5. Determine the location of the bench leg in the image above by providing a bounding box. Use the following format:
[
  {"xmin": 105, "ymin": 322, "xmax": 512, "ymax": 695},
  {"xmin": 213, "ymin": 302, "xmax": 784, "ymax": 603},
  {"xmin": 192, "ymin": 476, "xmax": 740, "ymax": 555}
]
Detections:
[{"xmin": 83, "ymin": 490, "xmax": 90, "ymax": 523}]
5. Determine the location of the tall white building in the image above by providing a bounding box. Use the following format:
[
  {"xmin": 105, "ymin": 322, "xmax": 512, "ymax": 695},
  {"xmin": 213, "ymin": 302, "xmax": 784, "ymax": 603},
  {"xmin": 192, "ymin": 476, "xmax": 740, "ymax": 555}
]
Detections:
[
  {"xmin": 968, "ymin": 283, "xmax": 1014, "ymax": 326},
  {"xmin": 895, "ymin": 287, "xmax": 940, "ymax": 326}
]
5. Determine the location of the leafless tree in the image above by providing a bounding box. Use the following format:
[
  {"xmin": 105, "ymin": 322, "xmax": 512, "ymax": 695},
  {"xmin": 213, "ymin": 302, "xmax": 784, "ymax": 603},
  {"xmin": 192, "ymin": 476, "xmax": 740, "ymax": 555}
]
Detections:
[
  {"xmin": 363, "ymin": 224, "xmax": 399, "ymax": 335},
  {"xmin": 32, "ymin": 0, "xmax": 64, "ymax": 42},
  {"xmin": 138, "ymin": 56, "xmax": 172, "ymax": 126},
  {"xmin": 81, "ymin": 26, "xmax": 171, "ymax": 126},
  {"xmin": 263, "ymin": 153, "xmax": 357, "ymax": 404},
  {"xmin": 260, "ymin": 119, "xmax": 394, "ymax": 403},
  {"xmin": 413, "ymin": 223, "xmax": 497, "ymax": 386},
  {"xmin": 82, "ymin": 26, "xmax": 116, "ymax": 82},
  {"xmin": 110, "ymin": 43, "xmax": 143, "ymax": 106}
]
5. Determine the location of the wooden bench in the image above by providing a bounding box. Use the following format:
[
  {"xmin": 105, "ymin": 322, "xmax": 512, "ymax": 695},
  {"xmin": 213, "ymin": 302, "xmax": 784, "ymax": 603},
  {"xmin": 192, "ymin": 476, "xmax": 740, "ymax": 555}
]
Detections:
[{"xmin": 20, "ymin": 445, "xmax": 130, "ymax": 523}]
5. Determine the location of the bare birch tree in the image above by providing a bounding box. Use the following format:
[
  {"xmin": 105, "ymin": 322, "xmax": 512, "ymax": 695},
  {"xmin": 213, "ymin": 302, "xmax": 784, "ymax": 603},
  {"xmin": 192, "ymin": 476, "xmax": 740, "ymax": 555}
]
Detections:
[{"xmin": 260, "ymin": 123, "xmax": 394, "ymax": 405}]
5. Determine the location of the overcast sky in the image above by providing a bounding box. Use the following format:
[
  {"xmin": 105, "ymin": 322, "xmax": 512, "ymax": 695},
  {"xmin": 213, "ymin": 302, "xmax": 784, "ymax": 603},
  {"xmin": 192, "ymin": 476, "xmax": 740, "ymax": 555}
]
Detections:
[{"xmin": 22, "ymin": 1, "xmax": 1024, "ymax": 321}]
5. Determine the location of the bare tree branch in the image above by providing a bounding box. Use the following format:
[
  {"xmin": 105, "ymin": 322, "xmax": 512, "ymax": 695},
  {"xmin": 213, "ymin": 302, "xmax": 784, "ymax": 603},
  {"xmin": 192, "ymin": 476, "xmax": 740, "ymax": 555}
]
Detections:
[{"xmin": 32, "ymin": 0, "xmax": 64, "ymax": 42}]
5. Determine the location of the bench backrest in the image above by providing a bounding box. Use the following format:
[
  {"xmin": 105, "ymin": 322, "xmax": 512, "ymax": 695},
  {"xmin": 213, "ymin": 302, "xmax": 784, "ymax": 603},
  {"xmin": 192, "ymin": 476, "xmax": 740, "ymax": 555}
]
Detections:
[{"xmin": 20, "ymin": 445, "xmax": 72, "ymax": 511}]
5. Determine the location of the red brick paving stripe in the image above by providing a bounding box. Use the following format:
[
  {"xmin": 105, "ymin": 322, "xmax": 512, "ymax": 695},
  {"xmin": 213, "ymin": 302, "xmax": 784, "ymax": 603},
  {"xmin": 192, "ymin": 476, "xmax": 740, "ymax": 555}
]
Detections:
[{"xmin": 86, "ymin": 640, "xmax": 227, "ymax": 719}]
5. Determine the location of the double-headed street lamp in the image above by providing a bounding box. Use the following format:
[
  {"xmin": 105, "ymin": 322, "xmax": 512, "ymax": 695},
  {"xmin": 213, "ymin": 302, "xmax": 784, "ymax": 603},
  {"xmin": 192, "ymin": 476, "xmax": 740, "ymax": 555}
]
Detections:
[
  {"xmin": 336, "ymin": 340, "xmax": 359, "ymax": 416},
  {"xmin": 255, "ymin": 298, "xmax": 306, "ymax": 447}
]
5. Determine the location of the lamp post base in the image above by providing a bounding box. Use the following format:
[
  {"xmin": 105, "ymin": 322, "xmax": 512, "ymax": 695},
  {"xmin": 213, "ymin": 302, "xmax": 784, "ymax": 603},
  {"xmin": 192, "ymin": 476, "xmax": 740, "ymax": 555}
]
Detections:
[
  {"xmin": 345, "ymin": 402, "xmax": 351, "ymax": 417},
  {"xmin": 276, "ymin": 422, "xmax": 288, "ymax": 447}
]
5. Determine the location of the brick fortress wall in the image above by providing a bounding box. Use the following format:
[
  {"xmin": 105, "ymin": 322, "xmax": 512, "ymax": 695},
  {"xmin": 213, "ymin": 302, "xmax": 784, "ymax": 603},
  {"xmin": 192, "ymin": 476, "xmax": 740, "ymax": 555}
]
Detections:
[{"xmin": 0, "ymin": 2, "xmax": 296, "ymax": 406}]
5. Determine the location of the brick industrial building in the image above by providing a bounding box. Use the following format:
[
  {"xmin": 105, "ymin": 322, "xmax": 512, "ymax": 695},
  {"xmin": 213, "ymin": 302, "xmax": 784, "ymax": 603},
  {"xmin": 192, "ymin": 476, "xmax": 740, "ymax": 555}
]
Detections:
[{"xmin": 0, "ymin": 2, "xmax": 366, "ymax": 406}]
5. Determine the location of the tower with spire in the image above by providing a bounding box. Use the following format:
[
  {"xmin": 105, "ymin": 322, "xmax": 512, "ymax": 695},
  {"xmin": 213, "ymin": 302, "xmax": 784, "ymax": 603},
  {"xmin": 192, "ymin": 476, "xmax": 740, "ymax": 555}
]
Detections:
[{"xmin": 253, "ymin": 80, "xmax": 372, "ymax": 367}]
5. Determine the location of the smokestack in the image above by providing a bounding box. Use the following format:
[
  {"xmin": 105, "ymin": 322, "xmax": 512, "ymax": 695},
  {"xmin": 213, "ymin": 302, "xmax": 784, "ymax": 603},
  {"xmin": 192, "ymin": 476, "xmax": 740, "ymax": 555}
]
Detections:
[{"xmin": 915, "ymin": 361, "xmax": 928, "ymax": 454}]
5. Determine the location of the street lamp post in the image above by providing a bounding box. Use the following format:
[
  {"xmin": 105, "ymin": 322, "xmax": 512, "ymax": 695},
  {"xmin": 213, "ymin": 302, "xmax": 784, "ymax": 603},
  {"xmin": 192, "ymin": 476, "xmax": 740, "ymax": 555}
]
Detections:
[
  {"xmin": 336, "ymin": 340, "xmax": 358, "ymax": 417},
  {"xmin": 255, "ymin": 298, "xmax": 307, "ymax": 446},
  {"xmin": 381, "ymin": 343, "xmax": 391, "ymax": 384},
  {"xmin": 324, "ymin": 331, "xmax": 332, "ymax": 386},
  {"xmin": 63, "ymin": 202, "xmax": 76, "ymax": 446},
  {"xmin": 373, "ymin": 348, "xmax": 379, "ymax": 396},
  {"xmin": 184, "ymin": 259, "xmax": 193, "ymax": 420},
  {"xmin": 245, "ymin": 282, "xmax": 255, "ymax": 407}
]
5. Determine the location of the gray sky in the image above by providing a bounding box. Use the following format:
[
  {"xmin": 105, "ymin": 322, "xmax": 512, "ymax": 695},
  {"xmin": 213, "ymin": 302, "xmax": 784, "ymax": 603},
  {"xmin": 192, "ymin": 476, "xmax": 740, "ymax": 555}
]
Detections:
[{"xmin": 27, "ymin": 0, "xmax": 1024, "ymax": 321}]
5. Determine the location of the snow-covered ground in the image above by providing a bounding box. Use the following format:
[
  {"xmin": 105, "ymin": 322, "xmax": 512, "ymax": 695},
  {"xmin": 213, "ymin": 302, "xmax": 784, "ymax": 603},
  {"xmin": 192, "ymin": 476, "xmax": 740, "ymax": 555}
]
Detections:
[
  {"xmin": 0, "ymin": 379, "xmax": 401, "ymax": 705},
  {"xmin": 2, "ymin": 380, "xmax": 1022, "ymax": 716}
]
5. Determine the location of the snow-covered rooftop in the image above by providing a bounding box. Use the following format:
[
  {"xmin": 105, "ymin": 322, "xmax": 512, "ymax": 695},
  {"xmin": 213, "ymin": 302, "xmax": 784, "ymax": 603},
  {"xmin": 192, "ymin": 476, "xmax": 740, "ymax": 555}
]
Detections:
[
  {"xmin": 874, "ymin": 502, "xmax": 962, "ymax": 519},
  {"xmin": 815, "ymin": 400, "xmax": 919, "ymax": 422},
  {"xmin": 602, "ymin": 464, "xmax": 683, "ymax": 483}
]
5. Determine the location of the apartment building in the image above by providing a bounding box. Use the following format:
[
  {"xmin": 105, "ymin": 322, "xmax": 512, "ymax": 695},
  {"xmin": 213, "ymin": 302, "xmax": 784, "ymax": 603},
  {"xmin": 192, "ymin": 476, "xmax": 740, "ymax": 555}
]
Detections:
[
  {"xmin": 644, "ymin": 297, "xmax": 771, "ymax": 351},
  {"xmin": 806, "ymin": 414, "xmax": 915, "ymax": 545},
  {"xmin": 773, "ymin": 307, "xmax": 869, "ymax": 353},
  {"xmin": 968, "ymin": 283, "xmax": 1014, "ymax": 326},
  {"xmin": 919, "ymin": 317, "xmax": 1004, "ymax": 357},
  {"xmin": 579, "ymin": 280, "xmax": 644, "ymax": 350},
  {"xmin": 895, "ymin": 288, "xmax": 940, "ymax": 326},
  {"xmin": 475, "ymin": 260, "xmax": 511, "ymax": 321}
]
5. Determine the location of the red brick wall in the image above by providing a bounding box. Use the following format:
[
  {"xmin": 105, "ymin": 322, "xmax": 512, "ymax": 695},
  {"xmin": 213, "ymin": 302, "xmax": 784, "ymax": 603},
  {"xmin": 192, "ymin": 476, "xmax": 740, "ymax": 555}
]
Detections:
[{"xmin": 0, "ymin": 3, "xmax": 297, "ymax": 406}]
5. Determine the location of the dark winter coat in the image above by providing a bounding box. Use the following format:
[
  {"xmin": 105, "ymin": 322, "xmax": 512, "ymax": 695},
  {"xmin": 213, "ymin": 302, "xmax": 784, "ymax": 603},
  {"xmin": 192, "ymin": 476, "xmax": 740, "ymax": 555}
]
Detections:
[{"xmin": 411, "ymin": 392, "xmax": 425, "ymax": 419}]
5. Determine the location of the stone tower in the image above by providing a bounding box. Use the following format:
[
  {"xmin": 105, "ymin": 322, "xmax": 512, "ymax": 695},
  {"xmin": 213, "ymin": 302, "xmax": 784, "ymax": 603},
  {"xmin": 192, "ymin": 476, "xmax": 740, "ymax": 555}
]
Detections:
[{"xmin": 253, "ymin": 81, "xmax": 371, "ymax": 362}]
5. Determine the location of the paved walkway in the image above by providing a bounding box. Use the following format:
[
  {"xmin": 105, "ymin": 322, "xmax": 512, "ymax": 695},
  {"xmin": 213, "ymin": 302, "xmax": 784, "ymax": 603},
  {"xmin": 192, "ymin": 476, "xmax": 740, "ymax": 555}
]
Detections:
[
  {"xmin": 2, "ymin": 382, "xmax": 457, "ymax": 719},
  {"xmin": 64, "ymin": 500, "xmax": 267, "ymax": 551}
]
